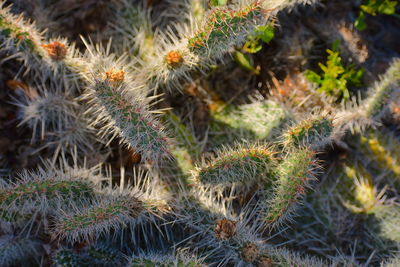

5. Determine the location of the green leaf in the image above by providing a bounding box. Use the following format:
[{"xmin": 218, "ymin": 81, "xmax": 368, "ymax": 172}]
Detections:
[
  {"xmin": 254, "ymin": 24, "xmax": 275, "ymax": 44},
  {"xmin": 378, "ymin": 0, "xmax": 397, "ymax": 15},
  {"xmin": 304, "ymin": 41, "xmax": 364, "ymax": 103},
  {"xmin": 355, "ymin": 11, "xmax": 367, "ymax": 31},
  {"xmin": 331, "ymin": 39, "xmax": 340, "ymax": 52},
  {"xmin": 304, "ymin": 70, "xmax": 321, "ymax": 84},
  {"xmin": 234, "ymin": 51, "xmax": 260, "ymax": 75},
  {"xmin": 361, "ymin": 4, "xmax": 377, "ymax": 15},
  {"xmin": 242, "ymin": 38, "xmax": 263, "ymax": 54}
]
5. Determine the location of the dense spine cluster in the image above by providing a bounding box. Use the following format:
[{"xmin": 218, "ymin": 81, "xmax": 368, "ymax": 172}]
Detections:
[
  {"xmin": 282, "ymin": 114, "xmax": 334, "ymax": 149},
  {"xmin": 193, "ymin": 144, "xmax": 275, "ymax": 187},
  {"xmin": 52, "ymin": 195, "xmax": 144, "ymax": 243},
  {"xmin": 1, "ymin": 0, "xmax": 399, "ymax": 266}
]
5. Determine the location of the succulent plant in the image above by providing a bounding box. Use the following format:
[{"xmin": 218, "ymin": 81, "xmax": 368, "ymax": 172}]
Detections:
[{"xmin": 1, "ymin": 0, "xmax": 399, "ymax": 266}]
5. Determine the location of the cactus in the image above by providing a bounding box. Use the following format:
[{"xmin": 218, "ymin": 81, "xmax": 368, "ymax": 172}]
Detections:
[
  {"xmin": 358, "ymin": 130, "xmax": 400, "ymax": 179},
  {"xmin": 193, "ymin": 143, "xmax": 275, "ymax": 187},
  {"xmin": 52, "ymin": 248, "xmax": 86, "ymax": 267},
  {"xmin": 127, "ymin": 251, "xmax": 205, "ymax": 267},
  {"xmin": 51, "ymin": 194, "xmax": 144, "ymax": 244},
  {"xmin": 0, "ymin": 165, "xmax": 95, "ymax": 222},
  {"xmin": 80, "ymin": 40, "xmax": 171, "ymax": 162},
  {"xmin": 339, "ymin": 59, "xmax": 400, "ymax": 131},
  {"xmin": 141, "ymin": 0, "xmax": 318, "ymax": 90},
  {"xmin": 281, "ymin": 114, "xmax": 334, "ymax": 149},
  {"xmin": 263, "ymin": 147, "xmax": 318, "ymax": 227},
  {"xmin": 1, "ymin": 0, "xmax": 400, "ymax": 266},
  {"xmin": 363, "ymin": 59, "xmax": 400, "ymax": 120}
]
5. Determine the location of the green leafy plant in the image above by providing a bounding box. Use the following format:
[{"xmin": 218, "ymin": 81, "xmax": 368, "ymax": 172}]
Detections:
[
  {"xmin": 242, "ymin": 24, "xmax": 275, "ymax": 54},
  {"xmin": 305, "ymin": 42, "xmax": 364, "ymax": 102},
  {"xmin": 355, "ymin": 0, "xmax": 398, "ymax": 31},
  {"xmin": 234, "ymin": 24, "xmax": 275, "ymax": 74}
]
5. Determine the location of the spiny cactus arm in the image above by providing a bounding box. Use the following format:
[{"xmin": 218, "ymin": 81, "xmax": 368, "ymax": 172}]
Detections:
[
  {"xmin": 127, "ymin": 251, "xmax": 205, "ymax": 267},
  {"xmin": 281, "ymin": 114, "xmax": 334, "ymax": 150},
  {"xmin": 12, "ymin": 77, "xmax": 99, "ymax": 159},
  {"xmin": 192, "ymin": 143, "xmax": 276, "ymax": 188},
  {"xmin": 357, "ymin": 129, "xmax": 400, "ymax": 178},
  {"xmin": 0, "ymin": 167, "xmax": 95, "ymax": 222},
  {"xmin": 339, "ymin": 59, "xmax": 400, "ymax": 131},
  {"xmin": 113, "ymin": 0, "xmax": 207, "ymax": 62},
  {"xmin": 263, "ymin": 148, "xmax": 319, "ymax": 227},
  {"xmin": 0, "ymin": 1, "xmax": 44, "ymax": 60},
  {"xmin": 258, "ymin": 247, "xmax": 332, "ymax": 267},
  {"xmin": 144, "ymin": 1, "xmax": 270, "ymax": 90},
  {"xmin": 187, "ymin": 2, "xmax": 268, "ymax": 58},
  {"xmin": 81, "ymin": 40, "xmax": 171, "ymax": 162},
  {"xmin": 52, "ymin": 248, "xmax": 87, "ymax": 267},
  {"xmin": 51, "ymin": 172, "xmax": 172, "ymax": 245},
  {"xmin": 363, "ymin": 59, "xmax": 400, "ymax": 119},
  {"xmin": 86, "ymin": 243, "xmax": 124, "ymax": 266},
  {"xmin": 0, "ymin": 2, "xmax": 82, "ymax": 82},
  {"xmin": 51, "ymin": 194, "xmax": 145, "ymax": 244},
  {"xmin": 0, "ymin": 236, "xmax": 44, "ymax": 267}
]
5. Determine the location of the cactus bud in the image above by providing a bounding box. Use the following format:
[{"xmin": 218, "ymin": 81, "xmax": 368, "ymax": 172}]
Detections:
[
  {"xmin": 240, "ymin": 242, "xmax": 259, "ymax": 263},
  {"xmin": 42, "ymin": 41, "xmax": 68, "ymax": 61},
  {"xmin": 165, "ymin": 51, "xmax": 184, "ymax": 68},
  {"xmin": 214, "ymin": 219, "xmax": 237, "ymax": 240}
]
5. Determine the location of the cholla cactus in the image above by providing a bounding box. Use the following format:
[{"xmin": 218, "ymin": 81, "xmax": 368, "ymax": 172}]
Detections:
[
  {"xmin": 357, "ymin": 129, "xmax": 400, "ymax": 179},
  {"xmin": 281, "ymin": 114, "xmax": 334, "ymax": 150},
  {"xmin": 0, "ymin": 165, "xmax": 95, "ymax": 223},
  {"xmin": 2, "ymin": 0, "xmax": 399, "ymax": 266},
  {"xmin": 51, "ymin": 194, "xmax": 145, "ymax": 244},
  {"xmin": 176, "ymin": 187, "xmax": 267, "ymax": 265},
  {"xmin": 12, "ymin": 76, "xmax": 98, "ymax": 159},
  {"xmin": 176, "ymin": 186, "xmax": 332, "ymax": 266},
  {"xmin": 338, "ymin": 59, "xmax": 400, "ymax": 131},
  {"xmin": 192, "ymin": 143, "xmax": 276, "ymax": 188},
  {"xmin": 0, "ymin": 157, "xmax": 171, "ymax": 264},
  {"xmin": 187, "ymin": 2, "xmax": 267, "ymax": 58},
  {"xmin": 0, "ymin": 1, "xmax": 81, "ymax": 83},
  {"xmin": 362, "ymin": 59, "xmax": 400, "ymax": 120},
  {"xmin": 80, "ymin": 40, "xmax": 171, "ymax": 162},
  {"xmin": 263, "ymin": 148, "xmax": 318, "ymax": 227},
  {"xmin": 127, "ymin": 251, "xmax": 205, "ymax": 267},
  {"xmin": 142, "ymin": 1, "xmax": 271, "ymax": 90}
]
